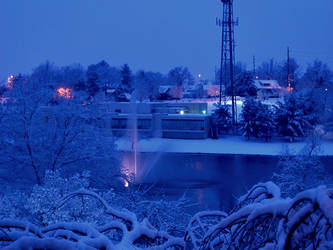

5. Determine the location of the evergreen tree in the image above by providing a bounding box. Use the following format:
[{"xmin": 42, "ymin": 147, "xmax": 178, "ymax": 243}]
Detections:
[
  {"xmin": 120, "ymin": 64, "xmax": 133, "ymax": 93},
  {"xmin": 234, "ymin": 71, "xmax": 257, "ymax": 97},
  {"xmin": 275, "ymin": 90, "xmax": 320, "ymax": 141},
  {"xmin": 212, "ymin": 104, "xmax": 232, "ymax": 136},
  {"xmin": 256, "ymin": 103, "xmax": 275, "ymax": 142},
  {"xmin": 241, "ymin": 98, "xmax": 275, "ymax": 141},
  {"xmin": 74, "ymin": 80, "xmax": 86, "ymax": 91},
  {"xmin": 86, "ymin": 66, "xmax": 100, "ymax": 97},
  {"xmin": 134, "ymin": 71, "xmax": 149, "ymax": 102},
  {"xmin": 215, "ymin": 62, "xmax": 246, "ymax": 96},
  {"xmin": 241, "ymin": 98, "xmax": 260, "ymax": 140}
]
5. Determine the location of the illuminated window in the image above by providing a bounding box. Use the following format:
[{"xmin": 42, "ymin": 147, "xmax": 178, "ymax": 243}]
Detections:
[{"xmin": 56, "ymin": 87, "xmax": 73, "ymax": 99}]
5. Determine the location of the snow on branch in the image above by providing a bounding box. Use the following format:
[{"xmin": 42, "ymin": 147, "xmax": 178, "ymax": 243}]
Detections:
[
  {"xmin": 2, "ymin": 184, "xmax": 333, "ymax": 249},
  {"xmin": 233, "ymin": 181, "xmax": 281, "ymax": 212},
  {"xmin": 59, "ymin": 189, "xmax": 137, "ymax": 231},
  {"xmin": 278, "ymin": 186, "xmax": 333, "ymax": 249},
  {"xmin": 199, "ymin": 185, "xmax": 333, "ymax": 250},
  {"xmin": 185, "ymin": 211, "xmax": 228, "ymax": 249},
  {"xmin": 0, "ymin": 189, "xmax": 185, "ymax": 249}
]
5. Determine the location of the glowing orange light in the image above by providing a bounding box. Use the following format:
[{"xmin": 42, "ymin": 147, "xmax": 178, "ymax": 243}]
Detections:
[
  {"xmin": 124, "ymin": 180, "xmax": 129, "ymax": 188},
  {"xmin": 286, "ymin": 86, "xmax": 293, "ymax": 93},
  {"xmin": 56, "ymin": 87, "xmax": 73, "ymax": 99},
  {"xmin": 7, "ymin": 75, "xmax": 14, "ymax": 89}
]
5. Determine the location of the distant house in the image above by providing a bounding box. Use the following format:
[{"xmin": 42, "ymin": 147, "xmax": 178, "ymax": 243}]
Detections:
[
  {"xmin": 103, "ymin": 83, "xmax": 132, "ymax": 102},
  {"xmin": 206, "ymin": 84, "xmax": 220, "ymax": 98},
  {"xmin": 159, "ymin": 85, "xmax": 185, "ymax": 100},
  {"xmin": 158, "ymin": 85, "xmax": 173, "ymax": 100},
  {"xmin": 183, "ymin": 84, "xmax": 205, "ymax": 99},
  {"xmin": 254, "ymin": 80, "xmax": 283, "ymax": 99}
]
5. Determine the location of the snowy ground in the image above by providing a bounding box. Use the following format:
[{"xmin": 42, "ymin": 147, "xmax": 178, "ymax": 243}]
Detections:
[{"xmin": 115, "ymin": 136, "xmax": 333, "ymax": 156}]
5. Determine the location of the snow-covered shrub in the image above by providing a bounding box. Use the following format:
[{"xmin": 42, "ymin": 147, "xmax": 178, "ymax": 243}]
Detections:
[
  {"xmin": 110, "ymin": 187, "xmax": 193, "ymax": 237},
  {"xmin": 2, "ymin": 189, "xmax": 185, "ymax": 249},
  {"xmin": 3, "ymin": 183, "xmax": 333, "ymax": 249},
  {"xmin": 185, "ymin": 211, "xmax": 227, "ymax": 249},
  {"xmin": 135, "ymin": 196, "xmax": 193, "ymax": 237},
  {"xmin": 0, "ymin": 190, "xmax": 28, "ymax": 220},
  {"xmin": 272, "ymin": 138, "xmax": 332, "ymax": 198},
  {"xmin": 25, "ymin": 170, "xmax": 114, "ymax": 226}
]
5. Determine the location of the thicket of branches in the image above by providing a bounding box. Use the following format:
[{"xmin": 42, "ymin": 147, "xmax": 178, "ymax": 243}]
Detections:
[{"xmin": 1, "ymin": 182, "xmax": 333, "ymax": 249}]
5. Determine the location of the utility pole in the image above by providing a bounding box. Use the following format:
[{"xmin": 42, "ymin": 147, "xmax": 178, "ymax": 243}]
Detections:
[
  {"xmin": 217, "ymin": 0, "xmax": 237, "ymax": 124},
  {"xmin": 253, "ymin": 55, "xmax": 256, "ymax": 79},
  {"xmin": 287, "ymin": 46, "xmax": 291, "ymax": 88}
]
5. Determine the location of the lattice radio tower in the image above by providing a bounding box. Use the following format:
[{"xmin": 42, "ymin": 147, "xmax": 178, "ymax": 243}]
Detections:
[{"xmin": 216, "ymin": 0, "xmax": 237, "ymax": 124}]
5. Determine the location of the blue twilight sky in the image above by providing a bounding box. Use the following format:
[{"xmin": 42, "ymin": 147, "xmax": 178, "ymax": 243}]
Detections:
[{"xmin": 0, "ymin": 0, "xmax": 332, "ymax": 81}]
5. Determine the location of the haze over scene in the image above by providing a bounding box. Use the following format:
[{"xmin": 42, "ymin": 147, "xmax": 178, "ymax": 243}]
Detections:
[{"xmin": 0, "ymin": 0, "xmax": 332, "ymax": 81}]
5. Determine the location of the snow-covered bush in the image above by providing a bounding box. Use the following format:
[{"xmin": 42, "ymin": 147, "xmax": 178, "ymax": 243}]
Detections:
[
  {"xmin": 272, "ymin": 137, "xmax": 332, "ymax": 198},
  {"xmin": 25, "ymin": 170, "xmax": 114, "ymax": 226},
  {"xmin": 185, "ymin": 211, "xmax": 227, "ymax": 249},
  {"xmin": 0, "ymin": 189, "xmax": 186, "ymax": 249},
  {"xmin": 197, "ymin": 184, "xmax": 333, "ymax": 250},
  {"xmin": 111, "ymin": 187, "xmax": 193, "ymax": 237},
  {"xmin": 2, "ymin": 183, "xmax": 333, "ymax": 249},
  {"xmin": 0, "ymin": 189, "xmax": 28, "ymax": 220}
]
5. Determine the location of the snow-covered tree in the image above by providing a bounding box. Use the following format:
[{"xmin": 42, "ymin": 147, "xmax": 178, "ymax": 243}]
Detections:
[
  {"xmin": 0, "ymin": 72, "xmax": 119, "ymax": 185},
  {"xmin": 256, "ymin": 58, "xmax": 280, "ymax": 80},
  {"xmin": 302, "ymin": 60, "xmax": 333, "ymax": 88},
  {"xmin": 234, "ymin": 71, "xmax": 257, "ymax": 97},
  {"xmin": 215, "ymin": 62, "xmax": 246, "ymax": 96},
  {"xmin": 212, "ymin": 104, "xmax": 232, "ymax": 136},
  {"xmin": 30, "ymin": 61, "xmax": 57, "ymax": 87},
  {"xmin": 241, "ymin": 98, "xmax": 275, "ymax": 141},
  {"xmin": 55, "ymin": 64, "xmax": 85, "ymax": 89},
  {"xmin": 134, "ymin": 71, "xmax": 152, "ymax": 102},
  {"xmin": 256, "ymin": 103, "xmax": 275, "ymax": 141},
  {"xmin": 168, "ymin": 66, "xmax": 194, "ymax": 87},
  {"xmin": 86, "ymin": 66, "xmax": 100, "ymax": 97},
  {"xmin": 241, "ymin": 98, "xmax": 260, "ymax": 140},
  {"xmin": 120, "ymin": 64, "xmax": 133, "ymax": 93},
  {"xmin": 275, "ymin": 89, "xmax": 321, "ymax": 141},
  {"xmin": 143, "ymin": 71, "xmax": 164, "ymax": 100},
  {"xmin": 168, "ymin": 66, "xmax": 194, "ymax": 99}
]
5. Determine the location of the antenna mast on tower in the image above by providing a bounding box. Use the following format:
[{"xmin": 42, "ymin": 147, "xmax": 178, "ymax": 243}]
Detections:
[{"xmin": 217, "ymin": 0, "xmax": 237, "ymax": 124}]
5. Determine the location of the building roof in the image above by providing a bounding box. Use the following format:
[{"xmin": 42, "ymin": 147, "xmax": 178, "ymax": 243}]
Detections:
[
  {"xmin": 159, "ymin": 85, "xmax": 173, "ymax": 93},
  {"xmin": 254, "ymin": 80, "xmax": 282, "ymax": 90}
]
